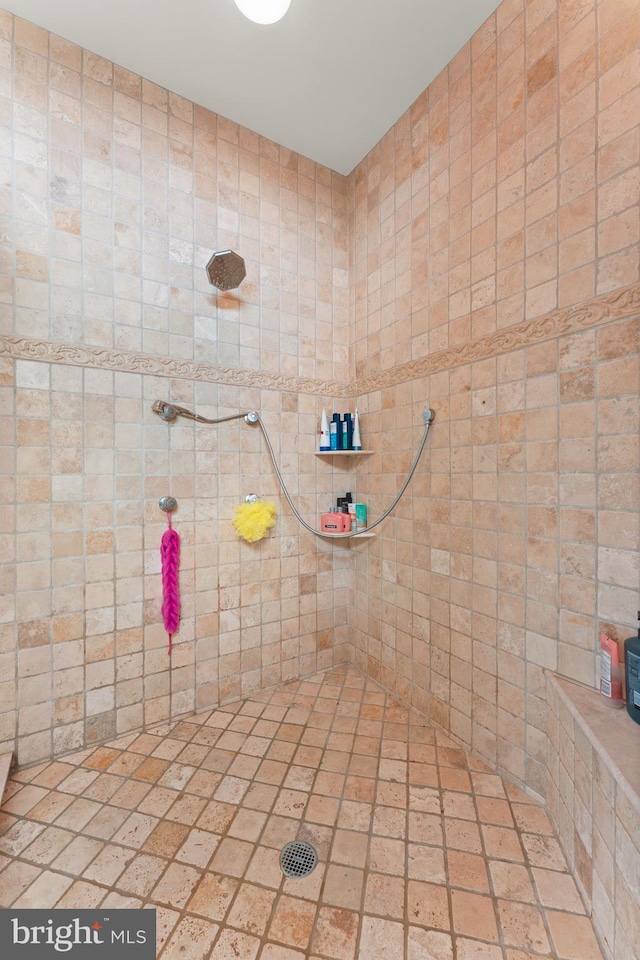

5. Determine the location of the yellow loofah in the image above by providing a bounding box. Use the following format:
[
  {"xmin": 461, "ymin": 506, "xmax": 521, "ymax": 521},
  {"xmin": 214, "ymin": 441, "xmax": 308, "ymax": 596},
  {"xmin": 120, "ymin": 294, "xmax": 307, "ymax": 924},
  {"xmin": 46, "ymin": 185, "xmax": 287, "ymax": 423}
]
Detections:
[{"xmin": 232, "ymin": 499, "xmax": 277, "ymax": 543}]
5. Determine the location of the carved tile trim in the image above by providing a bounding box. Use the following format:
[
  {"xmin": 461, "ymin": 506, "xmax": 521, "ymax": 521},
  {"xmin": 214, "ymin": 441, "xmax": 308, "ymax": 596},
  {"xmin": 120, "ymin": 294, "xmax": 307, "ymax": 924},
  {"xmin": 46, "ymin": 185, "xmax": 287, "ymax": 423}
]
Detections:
[
  {"xmin": 0, "ymin": 337, "xmax": 350, "ymax": 397},
  {"xmin": 1, "ymin": 282, "xmax": 638, "ymax": 398},
  {"xmin": 354, "ymin": 282, "xmax": 640, "ymax": 395}
]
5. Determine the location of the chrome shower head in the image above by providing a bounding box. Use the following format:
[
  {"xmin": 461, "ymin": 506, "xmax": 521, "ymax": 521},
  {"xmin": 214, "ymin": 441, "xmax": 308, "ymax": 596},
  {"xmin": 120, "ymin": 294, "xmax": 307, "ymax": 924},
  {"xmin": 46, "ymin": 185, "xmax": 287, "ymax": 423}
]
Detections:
[
  {"xmin": 206, "ymin": 249, "xmax": 246, "ymax": 291},
  {"xmin": 152, "ymin": 400, "xmax": 181, "ymax": 421}
]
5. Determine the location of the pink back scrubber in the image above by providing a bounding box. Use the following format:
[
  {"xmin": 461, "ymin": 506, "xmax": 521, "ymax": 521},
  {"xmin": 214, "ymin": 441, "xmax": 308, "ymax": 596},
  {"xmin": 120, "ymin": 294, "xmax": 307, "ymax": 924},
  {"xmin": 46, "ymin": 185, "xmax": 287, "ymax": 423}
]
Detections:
[{"xmin": 160, "ymin": 513, "xmax": 180, "ymax": 654}]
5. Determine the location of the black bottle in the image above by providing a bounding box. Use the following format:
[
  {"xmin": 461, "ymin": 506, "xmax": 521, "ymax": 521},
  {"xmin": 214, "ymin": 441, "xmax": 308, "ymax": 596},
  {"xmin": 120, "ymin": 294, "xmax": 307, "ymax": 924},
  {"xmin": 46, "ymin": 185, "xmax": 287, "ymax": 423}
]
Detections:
[{"xmin": 624, "ymin": 612, "xmax": 640, "ymax": 726}]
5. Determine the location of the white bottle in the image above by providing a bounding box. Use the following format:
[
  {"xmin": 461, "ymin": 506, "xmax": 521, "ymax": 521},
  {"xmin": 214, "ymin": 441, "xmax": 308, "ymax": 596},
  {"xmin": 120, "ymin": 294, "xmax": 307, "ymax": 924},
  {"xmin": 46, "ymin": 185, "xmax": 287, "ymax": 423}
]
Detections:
[
  {"xmin": 352, "ymin": 408, "xmax": 362, "ymax": 450},
  {"xmin": 320, "ymin": 409, "xmax": 330, "ymax": 451}
]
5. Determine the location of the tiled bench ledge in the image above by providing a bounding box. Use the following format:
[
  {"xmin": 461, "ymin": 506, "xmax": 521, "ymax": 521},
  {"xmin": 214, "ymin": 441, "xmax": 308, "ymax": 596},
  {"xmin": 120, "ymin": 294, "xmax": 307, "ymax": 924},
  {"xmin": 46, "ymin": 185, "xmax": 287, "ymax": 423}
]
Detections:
[
  {"xmin": 0, "ymin": 752, "xmax": 12, "ymax": 804},
  {"xmin": 546, "ymin": 672, "xmax": 640, "ymax": 960}
]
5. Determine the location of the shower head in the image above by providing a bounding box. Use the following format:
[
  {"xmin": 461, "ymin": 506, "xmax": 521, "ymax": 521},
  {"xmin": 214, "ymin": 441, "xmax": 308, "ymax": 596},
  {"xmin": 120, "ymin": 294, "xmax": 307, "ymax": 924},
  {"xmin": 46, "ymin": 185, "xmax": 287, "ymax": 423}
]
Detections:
[
  {"xmin": 152, "ymin": 400, "xmax": 187, "ymax": 422},
  {"xmin": 206, "ymin": 249, "xmax": 246, "ymax": 291}
]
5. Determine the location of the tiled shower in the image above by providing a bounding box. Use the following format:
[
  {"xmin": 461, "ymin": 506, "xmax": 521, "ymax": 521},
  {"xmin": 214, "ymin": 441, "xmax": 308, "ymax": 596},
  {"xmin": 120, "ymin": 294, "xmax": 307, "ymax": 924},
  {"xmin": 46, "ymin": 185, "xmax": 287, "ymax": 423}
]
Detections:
[{"xmin": 0, "ymin": 0, "xmax": 639, "ymax": 958}]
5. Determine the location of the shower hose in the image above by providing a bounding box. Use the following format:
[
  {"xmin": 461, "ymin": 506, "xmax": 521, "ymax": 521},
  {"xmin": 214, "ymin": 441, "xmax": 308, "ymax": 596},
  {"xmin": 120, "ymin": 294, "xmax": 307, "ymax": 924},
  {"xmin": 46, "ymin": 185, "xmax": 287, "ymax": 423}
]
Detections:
[{"xmin": 152, "ymin": 401, "xmax": 435, "ymax": 541}]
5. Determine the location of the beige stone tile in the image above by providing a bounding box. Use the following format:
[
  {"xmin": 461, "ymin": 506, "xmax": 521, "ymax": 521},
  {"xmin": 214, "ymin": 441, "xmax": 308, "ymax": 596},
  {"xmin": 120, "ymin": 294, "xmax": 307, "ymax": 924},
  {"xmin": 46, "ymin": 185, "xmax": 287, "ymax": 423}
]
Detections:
[
  {"xmin": 259, "ymin": 945, "xmax": 306, "ymax": 960},
  {"xmin": 310, "ymin": 907, "xmax": 359, "ymax": 960},
  {"xmin": 451, "ymin": 889, "xmax": 499, "ymax": 941},
  {"xmin": 445, "ymin": 817, "xmax": 483, "ymax": 853},
  {"xmin": 161, "ymin": 916, "xmax": 219, "ymax": 960},
  {"xmin": 151, "ymin": 862, "xmax": 201, "ymax": 908},
  {"xmin": 268, "ymin": 894, "xmax": 317, "ymax": 949},
  {"xmin": 245, "ymin": 845, "xmax": 283, "ymax": 888},
  {"xmin": 546, "ymin": 910, "xmax": 604, "ymax": 960},
  {"xmin": 209, "ymin": 929, "xmax": 260, "ymax": 960},
  {"xmin": 117, "ymin": 853, "xmax": 167, "ymax": 897},
  {"xmin": 482, "ymin": 825, "xmax": 525, "ymax": 861},
  {"xmin": 13, "ymin": 869, "xmax": 74, "ymax": 907},
  {"xmin": 407, "ymin": 928, "xmax": 454, "ymax": 960},
  {"xmin": 357, "ymin": 915, "xmax": 404, "ymax": 960},
  {"xmin": 143, "ymin": 820, "xmax": 190, "ymax": 858},
  {"xmin": 369, "ymin": 836, "xmax": 405, "ymax": 875},
  {"xmin": 522, "ymin": 833, "xmax": 568, "ymax": 869},
  {"xmin": 83, "ymin": 805, "xmax": 130, "ymax": 840},
  {"xmin": 56, "ymin": 880, "xmax": 108, "ymax": 908},
  {"xmin": 457, "ymin": 940, "xmax": 502, "ymax": 959},
  {"xmin": 0, "ymin": 860, "xmax": 42, "ymax": 906},
  {"xmin": 112, "ymin": 812, "xmax": 159, "ymax": 848},
  {"xmin": 363, "ymin": 873, "xmax": 404, "ymax": 918},
  {"xmin": 407, "ymin": 880, "xmax": 450, "ymax": 930},
  {"xmin": 322, "ymin": 864, "xmax": 364, "ymax": 910},
  {"xmin": 52, "ymin": 835, "xmax": 104, "ymax": 874},
  {"xmin": 331, "ymin": 829, "xmax": 368, "ymax": 868},
  {"xmin": 0, "ymin": 819, "xmax": 46, "ymax": 856},
  {"xmin": 498, "ymin": 900, "xmax": 551, "ymax": 953},
  {"xmin": 447, "ymin": 850, "xmax": 490, "ymax": 892},
  {"xmin": 197, "ymin": 800, "xmax": 236, "ymax": 834},
  {"xmin": 187, "ymin": 872, "xmax": 238, "ymax": 922},
  {"xmin": 489, "ymin": 860, "xmax": 536, "ymax": 902},
  {"xmin": 175, "ymin": 828, "xmax": 221, "ymax": 868},
  {"xmin": 532, "ymin": 866, "xmax": 586, "ymax": 913},
  {"xmin": 226, "ymin": 882, "xmax": 278, "ymax": 936},
  {"xmin": 210, "ymin": 837, "xmax": 253, "ymax": 877}
]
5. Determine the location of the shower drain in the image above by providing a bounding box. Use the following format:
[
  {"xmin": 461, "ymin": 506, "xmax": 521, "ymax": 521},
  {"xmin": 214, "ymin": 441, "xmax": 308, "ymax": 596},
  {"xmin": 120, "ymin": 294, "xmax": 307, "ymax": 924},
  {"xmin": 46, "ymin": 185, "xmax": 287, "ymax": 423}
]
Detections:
[{"xmin": 280, "ymin": 841, "xmax": 318, "ymax": 878}]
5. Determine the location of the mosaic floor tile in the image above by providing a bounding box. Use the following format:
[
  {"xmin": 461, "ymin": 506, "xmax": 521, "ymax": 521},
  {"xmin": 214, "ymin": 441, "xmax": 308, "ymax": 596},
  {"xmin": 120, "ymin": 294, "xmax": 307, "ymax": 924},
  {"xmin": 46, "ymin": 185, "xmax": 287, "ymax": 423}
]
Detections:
[{"xmin": 0, "ymin": 665, "xmax": 605, "ymax": 959}]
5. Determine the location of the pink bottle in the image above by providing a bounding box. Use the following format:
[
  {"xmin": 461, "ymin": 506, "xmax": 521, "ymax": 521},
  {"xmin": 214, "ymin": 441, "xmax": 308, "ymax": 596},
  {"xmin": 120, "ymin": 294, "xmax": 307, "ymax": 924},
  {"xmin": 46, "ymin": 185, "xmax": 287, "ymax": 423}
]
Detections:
[{"xmin": 320, "ymin": 511, "xmax": 345, "ymax": 534}]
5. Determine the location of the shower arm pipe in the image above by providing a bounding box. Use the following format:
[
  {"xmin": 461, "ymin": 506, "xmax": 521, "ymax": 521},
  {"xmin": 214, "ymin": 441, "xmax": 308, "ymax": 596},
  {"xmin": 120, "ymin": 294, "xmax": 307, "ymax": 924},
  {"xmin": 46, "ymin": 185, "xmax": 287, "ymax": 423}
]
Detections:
[{"xmin": 152, "ymin": 400, "xmax": 434, "ymax": 541}]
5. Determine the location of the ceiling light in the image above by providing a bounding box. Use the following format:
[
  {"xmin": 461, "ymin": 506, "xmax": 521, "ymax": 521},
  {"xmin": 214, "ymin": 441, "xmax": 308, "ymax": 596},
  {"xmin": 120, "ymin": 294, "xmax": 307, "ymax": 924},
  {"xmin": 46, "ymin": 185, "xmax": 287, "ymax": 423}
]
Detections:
[{"xmin": 233, "ymin": 0, "xmax": 292, "ymax": 25}]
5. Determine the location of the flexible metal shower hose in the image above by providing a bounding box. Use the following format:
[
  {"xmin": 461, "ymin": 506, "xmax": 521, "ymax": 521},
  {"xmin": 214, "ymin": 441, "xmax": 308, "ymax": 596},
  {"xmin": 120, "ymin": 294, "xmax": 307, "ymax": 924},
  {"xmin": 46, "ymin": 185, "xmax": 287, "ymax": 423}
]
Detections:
[
  {"xmin": 255, "ymin": 412, "xmax": 434, "ymax": 541},
  {"xmin": 152, "ymin": 400, "xmax": 434, "ymax": 541}
]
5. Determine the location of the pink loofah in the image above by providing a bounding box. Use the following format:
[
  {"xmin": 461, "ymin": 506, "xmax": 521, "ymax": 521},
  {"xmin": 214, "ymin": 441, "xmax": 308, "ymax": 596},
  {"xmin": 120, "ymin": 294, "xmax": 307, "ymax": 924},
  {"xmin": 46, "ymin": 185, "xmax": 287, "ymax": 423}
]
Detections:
[{"xmin": 160, "ymin": 515, "xmax": 180, "ymax": 654}]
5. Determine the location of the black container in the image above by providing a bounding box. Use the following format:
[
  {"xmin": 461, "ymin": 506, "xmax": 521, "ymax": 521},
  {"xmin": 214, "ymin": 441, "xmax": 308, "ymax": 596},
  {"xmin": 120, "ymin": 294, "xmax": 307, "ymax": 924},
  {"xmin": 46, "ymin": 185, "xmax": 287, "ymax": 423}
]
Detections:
[{"xmin": 624, "ymin": 611, "xmax": 640, "ymax": 726}]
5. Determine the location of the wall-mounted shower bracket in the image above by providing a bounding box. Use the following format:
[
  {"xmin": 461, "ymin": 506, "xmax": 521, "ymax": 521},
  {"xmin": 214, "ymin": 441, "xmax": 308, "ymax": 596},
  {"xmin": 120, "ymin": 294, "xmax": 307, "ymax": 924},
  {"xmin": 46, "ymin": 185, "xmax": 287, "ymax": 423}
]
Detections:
[{"xmin": 423, "ymin": 409, "xmax": 435, "ymax": 423}]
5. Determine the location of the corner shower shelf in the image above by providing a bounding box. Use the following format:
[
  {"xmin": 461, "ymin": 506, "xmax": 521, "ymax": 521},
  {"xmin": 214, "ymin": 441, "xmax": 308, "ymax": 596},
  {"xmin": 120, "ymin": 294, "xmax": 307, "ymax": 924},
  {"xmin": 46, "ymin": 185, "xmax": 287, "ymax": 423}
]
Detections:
[
  {"xmin": 314, "ymin": 450, "xmax": 373, "ymax": 457},
  {"xmin": 315, "ymin": 449, "xmax": 375, "ymax": 538}
]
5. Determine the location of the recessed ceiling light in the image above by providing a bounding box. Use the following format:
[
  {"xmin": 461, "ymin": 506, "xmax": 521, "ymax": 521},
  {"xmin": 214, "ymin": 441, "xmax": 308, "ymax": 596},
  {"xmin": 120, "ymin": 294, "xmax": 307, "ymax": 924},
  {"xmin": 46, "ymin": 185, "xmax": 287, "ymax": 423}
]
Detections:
[{"xmin": 233, "ymin": 0, "xmax": 292, "ymax": 25}]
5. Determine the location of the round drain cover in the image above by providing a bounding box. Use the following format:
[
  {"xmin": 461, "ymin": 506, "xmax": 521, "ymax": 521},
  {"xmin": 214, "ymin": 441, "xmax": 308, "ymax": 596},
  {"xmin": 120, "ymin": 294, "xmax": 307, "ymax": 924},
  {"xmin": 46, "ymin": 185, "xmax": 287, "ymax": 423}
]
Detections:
[{"xmin": 280, "ymin": 840, "xmax": 318, "ymax": 878}]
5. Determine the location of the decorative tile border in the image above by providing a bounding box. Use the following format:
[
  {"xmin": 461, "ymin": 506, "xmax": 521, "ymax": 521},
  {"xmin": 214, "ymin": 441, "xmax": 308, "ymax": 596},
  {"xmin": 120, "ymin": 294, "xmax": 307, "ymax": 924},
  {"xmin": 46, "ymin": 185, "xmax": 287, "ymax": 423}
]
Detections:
[
  {"xmin": 0, "ymin": 337, "xmax": 350, "ymax": 398},
  {"xmin": 355, "ymin": 281, "xmax": 640, "ymax": 395},
  {"xmin": 1, "ymin": 282, "xmax": 638, "ymax": 397}
]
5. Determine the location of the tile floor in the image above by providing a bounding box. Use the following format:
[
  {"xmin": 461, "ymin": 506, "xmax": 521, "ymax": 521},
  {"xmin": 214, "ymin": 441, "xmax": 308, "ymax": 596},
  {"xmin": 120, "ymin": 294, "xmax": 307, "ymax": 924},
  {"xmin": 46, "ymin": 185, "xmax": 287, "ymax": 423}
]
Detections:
[{"xmin": 0, "ymin": 665, "xmax": 605, "ymax": 960}]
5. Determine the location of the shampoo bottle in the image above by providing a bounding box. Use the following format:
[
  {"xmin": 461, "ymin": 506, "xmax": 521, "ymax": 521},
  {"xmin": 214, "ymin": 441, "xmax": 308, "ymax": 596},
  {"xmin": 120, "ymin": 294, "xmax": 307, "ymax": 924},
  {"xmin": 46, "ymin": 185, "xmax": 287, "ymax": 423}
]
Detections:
[
  {"xmin": 600, "ymin": 633, "xmax": 624, "ymax": 707},
  {"xmin": 342, "ymin": 413, "xmax": 352, "ymax": 450},
  {"xmin": 330, "ymin": 413, "xmax": 339, "ymax": 450},
  {"xmin": 331, "ymin": 413, "xmax": 341, "ymax": 450},
  {"xmin": 624, "ymin": 612, "xmax": 640, "ymax": 725},
  {"xmin": 319, "ymin": 409, "xmax": 330, "ymax": 451}
]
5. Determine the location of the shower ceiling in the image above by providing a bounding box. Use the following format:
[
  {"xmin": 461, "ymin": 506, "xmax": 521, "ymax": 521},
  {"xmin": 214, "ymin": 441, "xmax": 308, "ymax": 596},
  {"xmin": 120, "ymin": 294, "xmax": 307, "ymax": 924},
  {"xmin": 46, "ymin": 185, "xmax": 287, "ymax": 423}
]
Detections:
[{"xmin": 5, "ymin": 0, "xmax": 501, "ymax": 175}]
